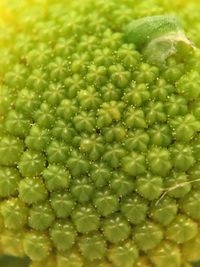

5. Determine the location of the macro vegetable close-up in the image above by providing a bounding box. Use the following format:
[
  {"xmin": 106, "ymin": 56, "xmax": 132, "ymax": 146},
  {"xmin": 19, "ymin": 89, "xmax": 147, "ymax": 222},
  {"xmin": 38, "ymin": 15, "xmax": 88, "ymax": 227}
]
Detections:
[{"xmin": 1, "ymin": 0, "xmax": 200, "ymax": 266}]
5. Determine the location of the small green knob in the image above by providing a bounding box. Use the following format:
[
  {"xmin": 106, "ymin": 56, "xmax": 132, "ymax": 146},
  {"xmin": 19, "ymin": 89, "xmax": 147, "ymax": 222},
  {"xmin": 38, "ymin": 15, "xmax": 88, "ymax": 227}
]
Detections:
[{"xmin": 124, "ymin": 15, "xmax": 194, "ymax": 64}]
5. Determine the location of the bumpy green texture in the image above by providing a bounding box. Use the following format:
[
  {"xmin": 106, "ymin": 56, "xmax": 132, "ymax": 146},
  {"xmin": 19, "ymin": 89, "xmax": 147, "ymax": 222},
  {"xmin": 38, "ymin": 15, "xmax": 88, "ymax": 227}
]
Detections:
[{"xmin": 0, "ymin": 0, "xmax": 200, "ymax": 267}]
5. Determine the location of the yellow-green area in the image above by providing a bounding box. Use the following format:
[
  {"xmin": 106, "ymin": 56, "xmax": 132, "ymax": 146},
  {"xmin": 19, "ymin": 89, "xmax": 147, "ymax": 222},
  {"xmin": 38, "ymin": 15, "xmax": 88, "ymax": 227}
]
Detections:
[{"xmin": 0, "ymin": 0, "xmax": 200, "ymax": 267}]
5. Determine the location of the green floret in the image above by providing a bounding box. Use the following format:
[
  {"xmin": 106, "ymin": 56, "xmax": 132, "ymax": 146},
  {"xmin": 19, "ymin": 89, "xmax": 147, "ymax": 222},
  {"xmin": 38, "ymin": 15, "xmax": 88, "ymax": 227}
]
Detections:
[{"xmin": 1, "ymin": 0, "xmax": 200, "ymax": 267}]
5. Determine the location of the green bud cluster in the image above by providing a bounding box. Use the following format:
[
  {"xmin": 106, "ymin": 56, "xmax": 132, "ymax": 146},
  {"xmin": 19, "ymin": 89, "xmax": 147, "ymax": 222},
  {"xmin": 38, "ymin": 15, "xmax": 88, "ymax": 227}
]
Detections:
[{"xmin": 0, "ymin": 0, "xmax": 200, "ymax": 267}]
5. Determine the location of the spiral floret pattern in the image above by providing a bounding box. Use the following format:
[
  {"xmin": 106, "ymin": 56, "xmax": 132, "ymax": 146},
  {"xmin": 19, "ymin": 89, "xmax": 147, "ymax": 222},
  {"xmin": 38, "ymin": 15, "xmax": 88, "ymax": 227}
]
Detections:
[{"xmin": 0, "ymin": 0, "xmax": 200, "ymax": 266}]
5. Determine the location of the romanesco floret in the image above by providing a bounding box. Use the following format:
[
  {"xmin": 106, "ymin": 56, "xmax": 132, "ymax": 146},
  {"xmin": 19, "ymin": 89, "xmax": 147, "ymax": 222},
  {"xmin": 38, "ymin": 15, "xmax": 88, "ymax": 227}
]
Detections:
[{"xmin": 0, "ymin": 0, "xmax": 200, "ymax": 267}]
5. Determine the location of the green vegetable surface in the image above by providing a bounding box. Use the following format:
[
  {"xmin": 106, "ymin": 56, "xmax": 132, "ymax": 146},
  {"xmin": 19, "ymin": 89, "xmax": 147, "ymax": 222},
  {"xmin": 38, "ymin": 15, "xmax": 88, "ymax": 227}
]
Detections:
[{"xmin": 0, "ymin": 0, "xmax": 200, "ymax": 266}]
